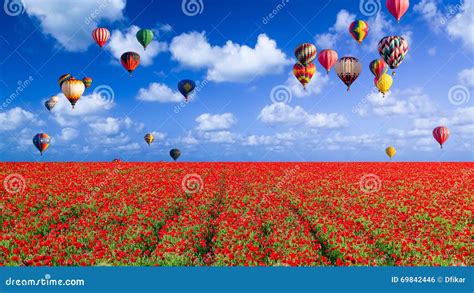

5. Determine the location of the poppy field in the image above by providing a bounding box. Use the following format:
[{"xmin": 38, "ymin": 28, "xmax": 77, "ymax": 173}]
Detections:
[{"xmin": 0, "ymin": 162, "xmax": 472, "ymax": 266}]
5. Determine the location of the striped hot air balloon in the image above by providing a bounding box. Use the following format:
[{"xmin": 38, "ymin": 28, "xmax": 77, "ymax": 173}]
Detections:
[
  {"xmin": 349, "ymin": 20, "xmax": 369, "ymax": 45},
  {"xmin": 294, "ymin": 43, "xmax": 316, "ymax": 66},
  {"xmin": 318, "ymin": 49, "xmax": 338, "ymax": 74},
  {"xmin": 433, "ymin": 126, "xmax": 449, "ymax": 149},
  {"xmin": 61, "ymin": 77, "xmax": 85, "ymax": 109},
  {"xmin": 58, "ymin": 73, "xmax": 71, "ymax": 89},
  {"xmin": 92, "ymin": 27, "xmax": 110, "ymax": 48},
  {"xmin": 33, "ymin": 133, "xmax": 50, "ymax": 155},
  {"xmin": 378, "ymin": 36, "xmax": 408, "ymax": 74},
  {"xmin": 82, "ymin": 77, "xmax": 92, "ymax": 89},
  {"xmin": 335, "ymin": 57, "xmax": 362, "ymax": 91},
  {"xmin": 144, "ymin": 133, "xmax": 154, "ymax": 146},
  {"xmin": 293, "ymin": 62, "xmax": 316, "ymax": 89},
  {"xmin": 386, "ymin": 0, "xmax": 410, "ymax": 23},
  {"xmin": 120, "ymin": 52, "xmax": 140, "ymax": 75},
  {"xmin": 369, "ymin": 59, "xmax": 388, "ymax": 79}
]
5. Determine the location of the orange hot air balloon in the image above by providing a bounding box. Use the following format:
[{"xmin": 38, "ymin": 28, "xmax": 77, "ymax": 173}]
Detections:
[
  {"xmin": 293, "ymin": 63, "xmax": 316, "ymax": 90},
  {"xmin": 317, "ymin": 49, "xmax": 338, "ymax": 74},
  {"xmin": 61, "ymin": 77, "xmax": 85, "ymax": 109},
  {"xmin": 120, "ymin": 52, "xmax": 140, "ymax": 76}
]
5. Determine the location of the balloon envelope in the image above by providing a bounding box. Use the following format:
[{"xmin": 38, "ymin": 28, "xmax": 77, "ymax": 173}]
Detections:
[
  {"xmin": 92, "ymin": 27, "xmax": 110, "ymax": 48},
  {"xmin": 386, "ymin": 0, "xmax": 410, "ymax": 22},
  {"xmin": 178, "ymin": 79, "xmax": 196, "ymax": 100},
  {"xmin": 433, "ymin": 126, "xmax": 449, "ymax": 149},
  {"xmin": 318, "ymin": 49, "xmax": 338, "ymax": 74},
  {"xmin": 58, "ymin": 73, "xmax": 71, "ymax": 88},
  {"xmin": 349, "ymin": 20, "xmax": 369, "ymax": 44},
  {"xmin": 120, "ymin": 52, "xmax": 140, "ymax": 75},
  {"xmin": 294, "ymin": 43, "xmax": 316, "ymax": 66},
  {"xmin": 82, "ymin": 77, "xmax": 92, "ymax": 88},
  {"xmin": 33, "ymin": 133, "xmax": 50, "ymax": 155},
  {"xmin": 378, "ymin": 36, "xmax": 408, "ymax": 70},
  {"xmin": 136, "ymin": 29, "xmax": 154, "ymax": 50},
  {"xmin": 385, "ymin": 146, "xmax": 396, "ymax": 159},
  {"xmin": 376, "ymin": 73, "xmax": 393, "ymax": 96},
  {"xmin": 293, "ymin": 63, "xmax": 316, "ymax": 89},
  {"xmin": 169, "ymin": 149, "xmax": 181, "ymax": 161},
  {"xmin": 144, "ymin": 133, "xmax": 154, "ymax": 146},
  {"xmin": 61, "ymin": 78, "xmax": 85, "ymax": 109},
  {"xmin": 335, "ymin": 57, "xmax": 362, "ymax": 90}
]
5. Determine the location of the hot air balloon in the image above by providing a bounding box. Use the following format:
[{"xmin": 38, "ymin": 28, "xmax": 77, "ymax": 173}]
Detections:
[
  {"xmin": 144, "ymin": 133, "xmax": 154, "ymax": 146},
  {"xmin": 335, "ymin": 57, "xmax": 362, "ymax": 91},
  {"xmin": 318, "ymin": 49, "xmax": 338, "ymax": 74},
  {"xmin": 61, "ymin": 77, "xmax": 85, "ymax": 109},
  {"xmin": 92, "ymin": 27, "xmax": 110, "ymax": 48},
  {"xmin": 170, "ymin": 148, "xmax": 181, "ymax": 161},
  {"xmin": 33, "ymin": 133, "xmax": 50, "ymax": 155},
  {"xmin": 120, "ymin": 52, "xmax": 140, "ymax": 76},
  {"xmin": 112, "ymin": 158, "xmax": 122, "ymax": 163},
  {"xmin": 136, "ymin": 29, "xmax": 154, "ymax": 50},
  {"xmin": 433, "ymin": 126, "xmax": 449, "ymax": 149},
  {"xmin": 376, "ymin": 73, "xmax": 393, "ymax": 97},
  {"xmin": 386, "ymin": 0, "xmax": 410, "ymax": 23},
  {"xmin": 293, "ymin": 62, "xmax": 316, "ymax": 90},
  {"xmin": 378, "ymin": 36, "xmax": 408, "ymax": 74},
  {"xmin": 369, "ymin": 59, "xmax": 388, "ymax": 79},
  {"xmin": 349, "ymin": 20, "xmax": 369, "ymax": 45},
  {"xmin": 44, "ymin": 96, "xmax": 58, "ymax": 112},
  {"xmin": 82, "ymin": 77, "xmax": 92, "ymax": 89},
  {"xmin": 178, "ymin": 79, "xmax": 196, "ymax": 101},
  {"xmin": 294, "ymin": 43, "xmax": 316, "ymax": 66},
  {"xmin": 386, "ymin": 146, "xmax": 396, "ymax": 159},
  {"xmin": 58, "ymin": 73, "xmax": 71, "ymax": 89}
]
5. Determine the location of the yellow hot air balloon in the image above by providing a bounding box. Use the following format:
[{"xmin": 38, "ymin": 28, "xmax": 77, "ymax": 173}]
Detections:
[
  {"xmin": 61, "ymin": 77, "xmax": 85, "ymax": 109},
  {"xmin": 376, "ymin": 73, "xmax": 393, "ymax": 97},
  {"xmin": 386, "ymin": 146, "xmax": 396, "ymax": 159},
  {"xmin": 144, "ymin": 133, "xmax": 154, "ymax": 146}
]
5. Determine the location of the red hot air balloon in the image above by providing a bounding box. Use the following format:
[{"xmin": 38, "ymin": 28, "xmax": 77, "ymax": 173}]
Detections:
[
  {"xmin": 386, "ymin": 0, "xmax": 410, "ymax": 23},
  {"xmin": 433, "ymin": 126, "xmax": 449, "ymax": 149},
  {"xmin": 120, "ymin": 52, "xmax": 140, "ymax": 76},
  {"xmin": 92, "ymin": 28, "xmax": 110, "ymax": 48},
  {"xmin": 318, "ymin": 49, "xmax": 338, "ymax": 74}
]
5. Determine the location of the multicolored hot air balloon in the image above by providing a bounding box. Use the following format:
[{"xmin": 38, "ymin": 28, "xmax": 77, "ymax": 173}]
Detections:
[
  {"xmin": 386, "ymin": 146, "xmax": 396, "ymax": 159},
  {"xmin": 92, "ymin": 27, "xmax": 110, "ymax": 48},
  {"xmin": 318, "ymin": 49, "xmax": 338, "ymax": 74},
  {"xmin": 294, "ymin": 43, "xmax": 316, "ymax": 66},
  {"xmin": 136, "ymin": 29, "xmax": 154, "ymax": 50},
  {"xmin": 335, "ymin": 57, "xmax": 362, "ymax": 91},
  {"xmin": 61, "ymin": 77, "xmax": 85, "ymax": 109},
  {"xmin": 58, "ymin": 73, "xmax": 71, "ymax": 89},
  {"xmin": 369, "ymin": 59, "xmax": 388, "ymax": 79},
  {"xmin": 33, "ymin": 133, "xmax": 50, "ymax": 155},
  {"xmin": 386, "ymin": 0, "xmax": 410, "ymax": 23},
  {"xmin": 120, "ymin": 52, "xmax": 140, "ymax": 75},
  {"xmin": 376, "ymin": 73, "xmax": 393, "ymax": 97},
  {"xmin": 82, "ymin": 77, "xmax": 92, "ymax": 89},
  {"xmin": 433, "ymin": 126, "xmax": 449, "ymax": 149},
  {"xmin": 44, "ymin": 95, "xmax": 58, "ymax": 112},
  {"xmin": 170, "ymin": 148, "xmax": 181, "ymax": 161},
  {"xmin": 144, "ymin": 133, "xmax": 154, "ymax": 146},
  {"xmin": 293, "ymin": 62, "xmax": 316, "ymax": 89},
  {"xmin": 178, "ymin": 79, "xmax": 196, "ymax": 101},
  {"xmin": 378, "ymin": 36, "xmax": 408, "ymax": 74},
  {"xmin": 349, "ymin": 20, "xmax": 369, "ymax": 45}
]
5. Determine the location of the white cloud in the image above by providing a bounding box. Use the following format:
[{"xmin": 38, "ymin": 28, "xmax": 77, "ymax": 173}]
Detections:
[
  {"xmin": 286, "ymin": 70, "xmax": 330, "ymax": 98},
  {"xmin": 445, "ymin": 1, "xmax": 474, "ymax": 48},
  {"xmin": 315, "ymin": 10, "xmax": 355, "ymax": 49},
  {"xmin": 241, "ymin": 134, "xmax": 277, "ymax": 146},
  {"xmin": 59, "ymin": 128, "xmax": 79, "ymax": 141},
  {"xmin": 107, "ymin": 26, "xmax": 168, "ymax": 66},
  {"xmin": 170, "ymin": 32, "xmax": 291, "ymax": 82},
  {"xmin": 151, "ymin": 131, "xmax": 167, "ymax": 141},
  {"xmin": 258, "ymin": 103, "xmax": 347, "ymax": 128},
  {"xmin": 0, "ymin": 107, "xmax": 42, "ymax": 131},
  {"xmin": 458, "ymin": 68, "xmax": 474, "ymax": 87},
  {"xmin": 116, "ymin": 142, "xmax": 141, "ymax": 151},
  {"xmin": 195, "ymin": 113, "xmax": 237, "ymax": 131},
  {"xmin": 179, "ymin": 131, "xmax": 199, "ymax": 145},
  {"xmin": 201, "ymin": 131, "xmax": 237, "ymax": 143},
  {"xmin": 24, "ymin": 0, "xmax": 126, "ymax": 52},
  {"xmin": 135, "ymin": 83, "xmax": 182, "ymax": 103},
  {"xmin": 355, "ymin": 88, "xmax": 435, "ymax": 117}
]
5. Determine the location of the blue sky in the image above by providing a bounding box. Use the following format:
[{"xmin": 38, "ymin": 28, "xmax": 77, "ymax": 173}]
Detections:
[{"xmin": 0, "ymin": 0, "xmax": 473, "ymax": 162}]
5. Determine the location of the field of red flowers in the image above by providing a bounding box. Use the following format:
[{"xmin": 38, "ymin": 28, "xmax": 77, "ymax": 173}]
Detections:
[{"xmin": 1, "ymin": 162, "xmax": 472, "ymax": 266}]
